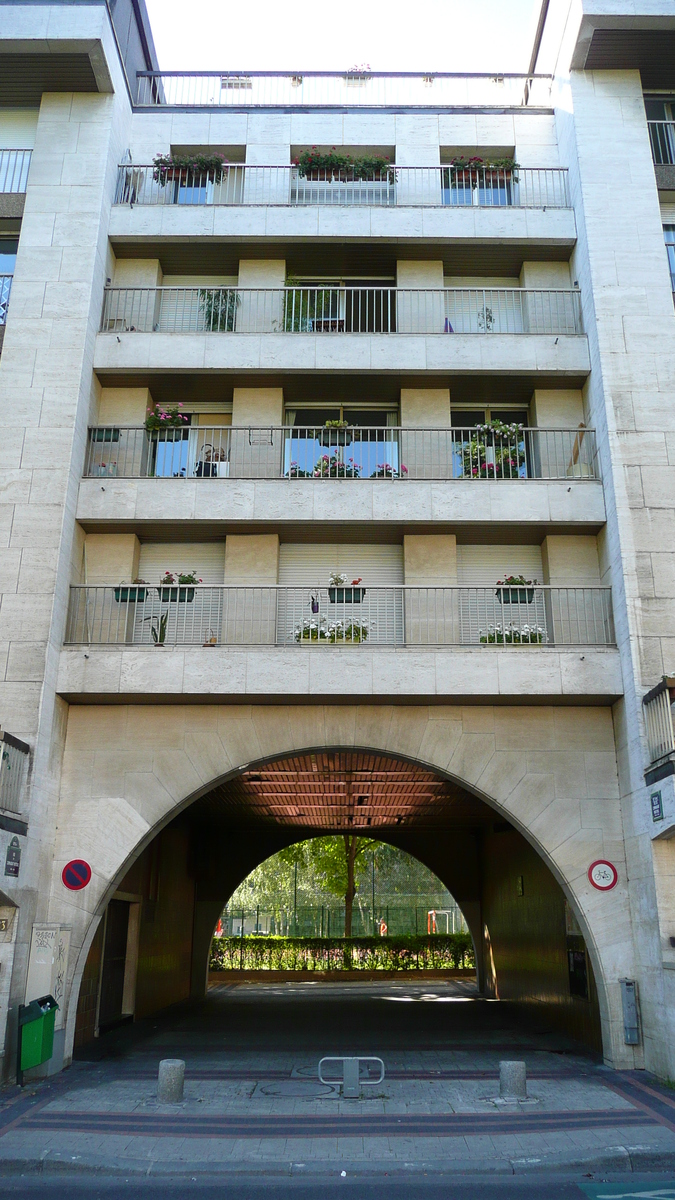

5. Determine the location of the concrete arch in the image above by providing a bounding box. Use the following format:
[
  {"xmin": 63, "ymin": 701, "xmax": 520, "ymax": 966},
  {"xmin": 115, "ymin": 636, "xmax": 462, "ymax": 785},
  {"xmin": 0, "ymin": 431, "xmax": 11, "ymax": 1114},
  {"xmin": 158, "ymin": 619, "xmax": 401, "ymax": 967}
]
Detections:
[{"xmin": 53, "ymin": 703, "xmax": 631, "ymax": 1067}]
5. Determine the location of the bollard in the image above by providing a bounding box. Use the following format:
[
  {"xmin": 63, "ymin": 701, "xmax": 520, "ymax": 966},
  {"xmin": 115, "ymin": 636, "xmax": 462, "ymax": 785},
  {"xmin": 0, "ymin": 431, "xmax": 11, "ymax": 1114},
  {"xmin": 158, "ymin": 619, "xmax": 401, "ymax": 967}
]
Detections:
[
  {"xmin": 342, "ymin": 1058, "xmax": 360, "ymax": 1099},
  {"xmin": 157, "ymin": 1058, "xmax": 185, "ymax": 1104},
  {"xmin": 499, "ymin": 1060, "xmax": 527, "ymax": 1100}
]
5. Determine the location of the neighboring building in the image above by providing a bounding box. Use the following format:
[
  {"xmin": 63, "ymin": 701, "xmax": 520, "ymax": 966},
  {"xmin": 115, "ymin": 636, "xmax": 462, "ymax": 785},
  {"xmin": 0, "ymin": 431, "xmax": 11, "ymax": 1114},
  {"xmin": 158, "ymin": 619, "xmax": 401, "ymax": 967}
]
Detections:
[{"xmin": 1, "ymin": 0, "xmax": 675, "ymax": 1078}]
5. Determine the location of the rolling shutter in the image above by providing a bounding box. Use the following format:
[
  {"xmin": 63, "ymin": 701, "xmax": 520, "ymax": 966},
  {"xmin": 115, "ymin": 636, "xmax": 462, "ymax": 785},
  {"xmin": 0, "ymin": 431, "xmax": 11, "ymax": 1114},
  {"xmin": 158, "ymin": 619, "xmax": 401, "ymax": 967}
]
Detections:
[
  {"xmin": 456, "ymin": 545, "xmax": 545, "ymax": 644},
  {"xmin": 134, "ymin": 543, "xmax": 226, "ymax": 645},
  {"xmin": 277, "ymin": 544, "xmax": 404, "ymax": 644}
]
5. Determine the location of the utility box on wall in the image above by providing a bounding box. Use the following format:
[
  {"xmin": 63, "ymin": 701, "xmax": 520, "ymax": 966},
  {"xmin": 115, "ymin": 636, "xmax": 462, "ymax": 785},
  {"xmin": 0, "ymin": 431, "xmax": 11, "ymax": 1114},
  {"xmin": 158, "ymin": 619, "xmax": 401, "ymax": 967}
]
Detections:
[
  {"xmin": 620, "ymin": 978, "xmax": 641, "ymax": 1045},
  {"xmin": 648, "ymin": 776, "xmax": 675, "ymax": 840}
]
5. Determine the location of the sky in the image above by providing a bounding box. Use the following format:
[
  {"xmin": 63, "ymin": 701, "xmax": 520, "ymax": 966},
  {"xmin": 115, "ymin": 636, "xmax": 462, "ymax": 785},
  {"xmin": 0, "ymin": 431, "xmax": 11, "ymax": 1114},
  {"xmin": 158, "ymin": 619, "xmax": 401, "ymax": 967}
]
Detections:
[{"xmin": 144, "ymin": 0, "xmax": 543, "ymax": 74}]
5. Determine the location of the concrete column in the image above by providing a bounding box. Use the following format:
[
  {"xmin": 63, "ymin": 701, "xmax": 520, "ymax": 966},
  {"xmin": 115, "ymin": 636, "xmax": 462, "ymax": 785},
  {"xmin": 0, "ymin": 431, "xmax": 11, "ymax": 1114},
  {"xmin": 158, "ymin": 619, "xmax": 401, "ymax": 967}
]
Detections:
[
  {"xmin": 404, "ymin": 534, "xmax": 457, "ymax": 645},
  {"xmin": 395, "ymin": 115, "xmax": 441, "ymax": 204},
  {"xmin": 230, "ymin": 388, "xmax": 284, "ymax": 479},
  {"xmin": 237, "ymin": 258, "xmax": 286, "ymax": 333},
  {"xmin": 396, "ymin": 261, "xmax": 444, "ymax": 333},
  {"xmin": 111, "ymin": 259, "xmax": 163, "ymax": 332},
  {"xmin": 541, "ymin": 534, "xmax": 601, "ymax": 648},
  {"xmin": 399, "ymin": 389, "xmax": 451, "ymax": 480},
  {"xmin": 519, "ymin": 261, "xmax": 572, "ymax": 334},
  {"xmin": 224, "ymin": 534, "xmax": 279, "ymax": 644},
  {"xmin": 98, "ymin": 388, "xmax": 152, "ymax": 426},
  {"xmin": 244, "ymin": 116, "xmax": 290, "ymax": 203}
]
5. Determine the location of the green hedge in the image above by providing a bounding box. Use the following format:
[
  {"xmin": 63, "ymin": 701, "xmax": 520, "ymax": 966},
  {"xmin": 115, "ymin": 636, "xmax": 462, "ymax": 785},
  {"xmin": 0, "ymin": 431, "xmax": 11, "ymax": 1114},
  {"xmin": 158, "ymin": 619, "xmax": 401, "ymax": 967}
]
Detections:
[{"xmin": 210, "ymin": 932, "xmax": 474, "ymax": 972}]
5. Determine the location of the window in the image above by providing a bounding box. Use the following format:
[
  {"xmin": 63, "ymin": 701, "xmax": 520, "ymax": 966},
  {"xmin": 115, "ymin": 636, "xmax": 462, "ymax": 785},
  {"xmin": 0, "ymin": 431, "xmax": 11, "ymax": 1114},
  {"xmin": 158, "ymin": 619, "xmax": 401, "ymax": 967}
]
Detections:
[
  {"xmin": 664, "ymin": 227, "xmax": 675, "ymax": 291},
  {"xmin": 283, "ymin": 404, "xmax": 399, "ymax": 479},
  {"xmin": 645, "ymin": 97, "xmax": 675, "ymax": 163},
  {"xmin": 0, "ymin": 238, "xmax": 18, "ymax": 325}
]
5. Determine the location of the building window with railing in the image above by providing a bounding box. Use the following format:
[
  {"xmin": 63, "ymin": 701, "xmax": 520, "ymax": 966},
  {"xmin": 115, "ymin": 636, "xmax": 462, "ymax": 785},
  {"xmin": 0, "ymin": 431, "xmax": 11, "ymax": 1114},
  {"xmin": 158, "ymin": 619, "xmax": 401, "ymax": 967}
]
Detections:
[
  {"xmin": 646, "ymin": 97, "xmax": 675, "ymax": 163},
  {"xmin": 0, "ymin": 238, "xmax": 17, "ymax": 327},
  {"xmin": 664, "ymin": 227, "xmax": 675, "ymax": 293},
  {"xmin": 0, "ymin": 730, "xmax": 30, "ymax": 816}
]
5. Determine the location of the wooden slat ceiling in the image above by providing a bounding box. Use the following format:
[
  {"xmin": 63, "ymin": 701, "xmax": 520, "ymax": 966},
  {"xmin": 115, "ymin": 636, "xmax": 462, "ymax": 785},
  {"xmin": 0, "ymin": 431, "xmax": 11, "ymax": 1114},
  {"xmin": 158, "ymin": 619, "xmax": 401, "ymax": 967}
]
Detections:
[
  {"xmin": 204, "ymin": 750, "xmax": 489, "ymax": 830},
  {"xmin": 0, "ymin": 54, "xmax": 99, "ymax": 104}
]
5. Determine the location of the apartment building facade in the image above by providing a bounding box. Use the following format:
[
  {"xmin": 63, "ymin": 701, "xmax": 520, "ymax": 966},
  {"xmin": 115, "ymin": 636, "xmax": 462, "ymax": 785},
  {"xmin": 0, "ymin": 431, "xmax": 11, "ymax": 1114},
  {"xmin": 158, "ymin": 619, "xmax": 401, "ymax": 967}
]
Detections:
[{"xmin": 1, "ymin": 0, "xmax": 675, "ymax": 1079}]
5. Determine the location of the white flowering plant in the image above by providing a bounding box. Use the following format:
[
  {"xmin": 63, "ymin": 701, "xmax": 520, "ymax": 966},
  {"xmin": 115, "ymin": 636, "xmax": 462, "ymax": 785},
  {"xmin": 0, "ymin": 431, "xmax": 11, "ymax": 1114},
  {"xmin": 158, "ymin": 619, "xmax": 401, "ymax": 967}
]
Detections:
[{"xmin": 479, "ymin": 623, "xmax": 546, "ymax": 645}]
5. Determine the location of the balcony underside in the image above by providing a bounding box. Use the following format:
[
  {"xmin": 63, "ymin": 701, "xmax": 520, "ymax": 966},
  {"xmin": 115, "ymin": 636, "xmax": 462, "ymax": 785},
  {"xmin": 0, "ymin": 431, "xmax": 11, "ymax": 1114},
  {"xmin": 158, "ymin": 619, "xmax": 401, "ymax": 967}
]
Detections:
[
  {"xmin": 76, "ymin": 477, "xmax": 606, "ymax": 533},
  {"xmin": 57, "ymin": 645, "xmax": 622, "ymax": 706},
  {"xmin": 108, "ymin": 205, "xmax": 577, "ymax": 252},
  {"xmin": 93, "ymin": 332, "xmax": 591, "ymax": 376}
]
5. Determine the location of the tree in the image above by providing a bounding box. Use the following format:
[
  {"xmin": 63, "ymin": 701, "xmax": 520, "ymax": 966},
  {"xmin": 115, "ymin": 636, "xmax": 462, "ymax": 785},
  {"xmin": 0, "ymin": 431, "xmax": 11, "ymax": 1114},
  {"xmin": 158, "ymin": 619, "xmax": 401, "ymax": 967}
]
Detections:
[{"xmin": 278, "ymin": 835, "xmax": 376, "ymax": 935}]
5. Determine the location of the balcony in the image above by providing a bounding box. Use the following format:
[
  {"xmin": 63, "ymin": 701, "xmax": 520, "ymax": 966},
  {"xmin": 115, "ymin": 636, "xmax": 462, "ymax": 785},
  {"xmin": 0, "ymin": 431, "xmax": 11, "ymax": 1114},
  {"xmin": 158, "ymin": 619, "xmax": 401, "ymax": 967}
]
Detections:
[
  {"xmin": 101, "ymin": 286, "xmax": 583, "ymax": 336},
  {"xmin": 134, "ymin": 70, "xmax": 553, "ymax": 109},
  {"xmin": 59, "ymin": 583, "xmax": 621, "ymax": 703},
  {"xmin": 84, "ymin": 425, "xmax": 598, "ymax": 482},
  {"xmin": 65, "ymin": 584, "xmax": 614, "ymax": 648},
  {"xmin": 0, "ymin": 148, "xmax": 31, "ymax": 221},
  {"xmin": 115, "ymin": 164, "xmax": 570, "ymax": 209},
  {"xmin": 648, "ymin": 121, "xmax": 675, "ymax": 187}
]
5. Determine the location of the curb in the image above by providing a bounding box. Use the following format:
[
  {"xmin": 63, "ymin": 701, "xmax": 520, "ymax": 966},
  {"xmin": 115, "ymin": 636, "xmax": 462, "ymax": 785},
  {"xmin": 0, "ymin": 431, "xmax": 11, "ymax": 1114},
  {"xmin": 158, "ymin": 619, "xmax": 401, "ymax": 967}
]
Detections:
[{"xmin": 2, "ymin": 1145, "xmax": 675, "ymax": 1178}]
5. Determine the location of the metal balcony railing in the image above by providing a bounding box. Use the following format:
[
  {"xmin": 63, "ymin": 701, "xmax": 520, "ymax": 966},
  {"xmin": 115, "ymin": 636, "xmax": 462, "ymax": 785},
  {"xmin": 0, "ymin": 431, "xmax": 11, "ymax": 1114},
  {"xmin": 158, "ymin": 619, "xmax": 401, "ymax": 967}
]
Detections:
[
  {"xmin": 643, "ymin": 677, "xmax": 675, "ymax": 764},
  {"xmin": 100, "ymin": 286, "xmax": 583, "ymax": 336},
  {"xmin": 0, "ymin": 276, "xmax": 12, "ymax": 325},
  {"xmin": 84, "ymin": 425, "xmax": 598, "ymax": 482},
  {"xmin": 0, "ymin": 149, "xmax": 31, "ymax": 193},
  {"xmin": 65, "ymin": 585, "xmax": 615, "ymax": 648},
  {"xmin": 648, "ymin": 121, "xmax": 675, "ymax": 165},
  {"xmin": 135, "ymin": 71, "xmax": 553, "ymax": 109},
  {"xmin": 114, "ymin": 164, "xmax": 570, "ymax": 209}
]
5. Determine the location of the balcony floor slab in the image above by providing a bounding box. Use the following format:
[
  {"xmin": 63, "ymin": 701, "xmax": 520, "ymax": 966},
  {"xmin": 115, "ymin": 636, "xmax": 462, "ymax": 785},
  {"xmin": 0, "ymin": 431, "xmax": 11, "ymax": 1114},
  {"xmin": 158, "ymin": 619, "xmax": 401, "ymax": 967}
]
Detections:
[
  {"xmin": 57, "ymin": 646, "xmax": 623, "ymax": 705},
  {"xmin": 93, "ymin": 331, "xmax": 591, "ymax": 377},
  {"xmin": 76, "ymin": 476, "xmax": 606, "ymax": 532}
]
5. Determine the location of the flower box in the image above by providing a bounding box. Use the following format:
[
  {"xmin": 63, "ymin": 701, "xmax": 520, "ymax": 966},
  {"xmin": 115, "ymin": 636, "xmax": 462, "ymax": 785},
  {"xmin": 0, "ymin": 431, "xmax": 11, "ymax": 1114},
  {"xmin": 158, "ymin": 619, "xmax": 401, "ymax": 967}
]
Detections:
[
  {"xmin": 159, "ymin": 586, "xmax": 195, "ymax": 602},
  {"xmin": 319, "ymin": 427, "xmax": 353, "ymax": 447},
  {"xmin": 328, "ymin": 587, "xmax": 366, "ymax": 603},
  {"xmin": 114, "ymin": 586, "xmax": 148, "ymax": 603},
  {"xmin": 495, "ymin": 587, "xmax": 535, "ymax": 604}
]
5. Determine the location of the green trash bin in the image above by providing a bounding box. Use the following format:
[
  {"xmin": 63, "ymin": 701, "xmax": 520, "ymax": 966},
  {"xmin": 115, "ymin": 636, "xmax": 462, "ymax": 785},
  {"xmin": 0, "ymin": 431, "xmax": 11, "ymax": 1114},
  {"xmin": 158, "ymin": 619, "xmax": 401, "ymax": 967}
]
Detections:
[{"xmin": 19, "ymin": 994, "xmax": 59, "ymax": 1074}]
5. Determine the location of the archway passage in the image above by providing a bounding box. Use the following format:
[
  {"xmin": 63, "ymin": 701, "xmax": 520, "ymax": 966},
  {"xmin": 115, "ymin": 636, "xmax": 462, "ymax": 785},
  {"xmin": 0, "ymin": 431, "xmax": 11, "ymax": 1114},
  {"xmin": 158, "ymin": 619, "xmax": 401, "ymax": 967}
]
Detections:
[{"xmin": 73, "ymin": 748, "xmax": 602, "ymax": 1059}]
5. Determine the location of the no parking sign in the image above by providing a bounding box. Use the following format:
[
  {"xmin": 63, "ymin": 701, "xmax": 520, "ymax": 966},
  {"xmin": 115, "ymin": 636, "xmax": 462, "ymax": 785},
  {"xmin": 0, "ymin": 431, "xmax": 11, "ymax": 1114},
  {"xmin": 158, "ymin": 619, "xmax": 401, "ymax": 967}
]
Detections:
[{"xmin": 62, "ymin": 860, "xmax": 92, "ymax": 890}]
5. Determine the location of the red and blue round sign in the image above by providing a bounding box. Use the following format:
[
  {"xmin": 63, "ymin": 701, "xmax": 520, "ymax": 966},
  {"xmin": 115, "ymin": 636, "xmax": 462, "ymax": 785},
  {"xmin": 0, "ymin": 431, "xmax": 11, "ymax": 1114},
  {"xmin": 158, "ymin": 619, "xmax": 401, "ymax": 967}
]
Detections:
[{"xmin": 62, "ymin": 859, "xmax": 92, "ymax": 890}]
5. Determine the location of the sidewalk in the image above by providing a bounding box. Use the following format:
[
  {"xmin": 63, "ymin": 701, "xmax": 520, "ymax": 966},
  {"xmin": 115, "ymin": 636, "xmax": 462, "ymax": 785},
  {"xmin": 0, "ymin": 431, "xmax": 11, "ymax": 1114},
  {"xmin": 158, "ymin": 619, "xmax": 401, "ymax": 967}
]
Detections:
[{"xmin": 1, "ymin": 981, "xmax": 675, "ymax": 1178}]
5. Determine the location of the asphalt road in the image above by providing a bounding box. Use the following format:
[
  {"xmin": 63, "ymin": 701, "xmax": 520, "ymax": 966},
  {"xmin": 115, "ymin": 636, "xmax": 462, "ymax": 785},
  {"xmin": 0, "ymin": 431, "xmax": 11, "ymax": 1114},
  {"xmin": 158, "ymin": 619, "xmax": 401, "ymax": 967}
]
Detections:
[{"xmin": 2, "ymin": 1173, "xmax": 675, "ymax": 1198}]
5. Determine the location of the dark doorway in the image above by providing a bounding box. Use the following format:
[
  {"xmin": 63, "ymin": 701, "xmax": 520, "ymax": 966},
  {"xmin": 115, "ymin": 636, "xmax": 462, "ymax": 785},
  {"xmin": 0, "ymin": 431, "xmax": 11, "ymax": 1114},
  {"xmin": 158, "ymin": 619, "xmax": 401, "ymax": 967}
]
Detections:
[{"xmin": 98, "ymin": 899, "xmax": 130, "ymax": 1032}]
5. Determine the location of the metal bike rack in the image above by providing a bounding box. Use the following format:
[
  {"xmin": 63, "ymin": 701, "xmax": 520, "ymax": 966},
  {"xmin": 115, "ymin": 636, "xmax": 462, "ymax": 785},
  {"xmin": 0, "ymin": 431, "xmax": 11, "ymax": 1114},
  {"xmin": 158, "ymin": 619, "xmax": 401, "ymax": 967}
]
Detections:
[{"xmin": 318, "ymin": 1055, "xmax": 385, "ymax": 1098}]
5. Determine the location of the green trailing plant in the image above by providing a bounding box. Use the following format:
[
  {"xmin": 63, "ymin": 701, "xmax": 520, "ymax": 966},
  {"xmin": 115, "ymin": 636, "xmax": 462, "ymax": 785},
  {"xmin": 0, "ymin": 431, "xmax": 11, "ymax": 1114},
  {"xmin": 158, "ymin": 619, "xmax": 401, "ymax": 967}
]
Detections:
[
  {"xmin": 152, "ymin": 152, "xmax": 229, "ymax": 185},
  {"xmin": 446, "ymin": 155, "xmax": 519, "ymax": 175},
  {"xmin": 282, "ymin": 276, "xmax": 334, "ymax": 331},
  {"xmin": 199, "ymin": 288, "xmax": 240, "ymax": 332},
  {"xmin": 209, "ymin": 933, "xmax": 475, "ymax": 972},
  {"xmin": 293, "ymin": 147, "xmax": 396, "ymax": 181}
]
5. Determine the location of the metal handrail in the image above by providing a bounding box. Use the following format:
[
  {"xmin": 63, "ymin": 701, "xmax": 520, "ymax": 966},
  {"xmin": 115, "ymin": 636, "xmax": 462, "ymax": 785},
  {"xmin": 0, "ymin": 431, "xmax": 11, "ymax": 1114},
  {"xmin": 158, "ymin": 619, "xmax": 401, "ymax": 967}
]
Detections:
[
  {"xmin": 0, "ymin": 149, "xmax": 31, "ymax": 193},
  {"xmin": 65, "ymin": 585, "xmax": 615, "ymax": 648},
  {"xmin": 135, "ymin": 71, "xmax": 553, "ymax": 109},
  {"xmin": 648, "ymin": 121, "xmax": 675, "ymax": 165},
  {"xmin": 100, "ymin": 286, "xmax": 583, "ymax": 336},
  {"xmin": 114, "ymin": 164, "xmax": 570, "ymax": 209},
  {"xmin": 643, "ymin": 677, "xmax": 675, "ymax": 763},
  {"xmin": 83, "ymin": 425, "xmax": 598, "ymax": 482},
  {"xmin": 0, "ymin": 275, "xmax": 12, "ymax": 325}
]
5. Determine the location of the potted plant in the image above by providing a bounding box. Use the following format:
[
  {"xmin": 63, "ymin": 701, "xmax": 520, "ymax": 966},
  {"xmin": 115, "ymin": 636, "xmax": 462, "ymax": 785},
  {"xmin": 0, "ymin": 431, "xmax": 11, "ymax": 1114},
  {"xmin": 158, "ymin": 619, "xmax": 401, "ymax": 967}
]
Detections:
[
  {"xmin": 293, "ymin": 147, "xmax": 395, "ymax": 182},
  {"xmin": 158, "ymin": 571, "xmax": 202, "ymax": 602},
  {"xmin": 145, "ymin": 403, "xmax": 189, "ymax": 432},
  {"xmin": 479, "ymin": 622, "xmax": 546, "ymax": 644},
  {"xmin": 114, "ymin": 578, "xmax": 149, "ymax": 603},
  {"xmin": 200, "ymin": 287, "xmax": 240, "ymax": 332},
  {"xmin": 152, "ymin": 152, "xmax": 229, "ymax": 186},
  {"xmin": 371, "ymin": 462, "xmax": 408, "ymax": 479},
  {"xmin": 294, "ymin": 617, "xmax": 328, "ymax": 642},
  {"xmin": 460, "ymin": 420, "xmax": 526, "ymax": 479},
  {"xmin": 319, "ymin": 420, "xmax": 353, "ymax": 447},
  {"xmin": 495, "ymin": 575, "xmax": 537, "ymax": 604},
  {"xmin": 312, "ymin": 455, "xmax": 360, "ymax": 478},
  {"xmin": 327, "ymin": 572, "xmax": 366, "ymax": 603},
  {"xmin": 196, "ymin": 443, "xmax": 229, "ymax": 477},
  {"xmin": 446, "ymin": 155, "xmax": 519, "ymax": 185},
  {"xmin": 328, "ymin": 619, "xmax": 369, "ymax": 643},
  {"xmin": 145, "ymin": 610, "xmax": 169, "ymax": 646}
]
